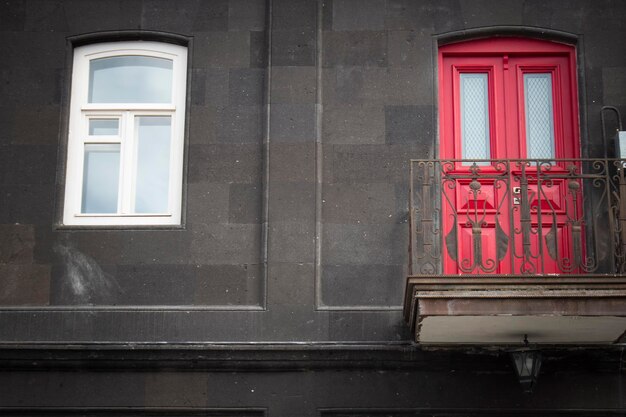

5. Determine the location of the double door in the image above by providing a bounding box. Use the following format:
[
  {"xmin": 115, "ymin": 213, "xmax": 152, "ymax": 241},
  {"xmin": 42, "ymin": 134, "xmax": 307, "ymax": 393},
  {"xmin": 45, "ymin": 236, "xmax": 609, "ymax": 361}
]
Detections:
[{"xmin": 439, "ymin": 38, "xmax": 580, "ymax": 274}]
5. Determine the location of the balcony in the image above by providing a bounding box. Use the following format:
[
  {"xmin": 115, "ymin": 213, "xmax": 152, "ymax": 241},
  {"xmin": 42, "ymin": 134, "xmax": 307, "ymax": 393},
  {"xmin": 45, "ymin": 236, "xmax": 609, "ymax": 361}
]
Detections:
[{"xmin": 404, "ymin": 159, "xmax": 626, "ymax": 345}]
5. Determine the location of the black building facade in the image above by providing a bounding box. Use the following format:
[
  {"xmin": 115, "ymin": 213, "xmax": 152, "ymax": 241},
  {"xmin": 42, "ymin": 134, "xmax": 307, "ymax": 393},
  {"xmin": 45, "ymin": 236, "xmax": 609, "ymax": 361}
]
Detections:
[{"xmin": 1, "ymin": 0, "xmax": 625, "ymax": 415}]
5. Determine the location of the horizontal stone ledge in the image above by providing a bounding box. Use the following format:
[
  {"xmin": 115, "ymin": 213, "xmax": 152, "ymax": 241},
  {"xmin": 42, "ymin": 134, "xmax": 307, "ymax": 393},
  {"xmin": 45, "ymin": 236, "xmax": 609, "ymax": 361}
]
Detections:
[{"xmin": 0, "ymin": 343, "xmax": 622, "ymax": 372}]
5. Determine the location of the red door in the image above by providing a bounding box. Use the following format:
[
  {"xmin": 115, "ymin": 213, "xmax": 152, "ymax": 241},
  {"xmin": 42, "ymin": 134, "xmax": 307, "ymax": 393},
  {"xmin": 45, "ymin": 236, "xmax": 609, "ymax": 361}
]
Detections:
[{"xmin": 439, "ymin": 38, "xmax": 581, "ymax": 274}]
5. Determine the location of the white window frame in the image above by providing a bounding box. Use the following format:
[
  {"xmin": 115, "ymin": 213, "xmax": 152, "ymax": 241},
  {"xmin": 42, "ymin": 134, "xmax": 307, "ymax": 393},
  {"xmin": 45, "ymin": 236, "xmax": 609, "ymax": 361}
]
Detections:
[{"xmin": 63, "ymin": 41, "xmax": 187, "ymax": 226}]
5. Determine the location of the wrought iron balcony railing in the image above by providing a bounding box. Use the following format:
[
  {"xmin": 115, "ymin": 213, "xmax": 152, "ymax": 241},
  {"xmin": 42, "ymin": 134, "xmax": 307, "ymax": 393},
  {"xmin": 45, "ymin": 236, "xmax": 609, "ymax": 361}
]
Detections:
[{"xmin": 409, "ymin": 159, "xmax": 626, "ymax": 276}]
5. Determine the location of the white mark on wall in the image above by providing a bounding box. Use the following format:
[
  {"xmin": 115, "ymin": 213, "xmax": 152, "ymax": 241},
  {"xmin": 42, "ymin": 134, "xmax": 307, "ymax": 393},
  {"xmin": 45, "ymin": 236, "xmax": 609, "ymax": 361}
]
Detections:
[{"xmin": 54, "ymin": 243, "xmax": 121, "ymax": 303}]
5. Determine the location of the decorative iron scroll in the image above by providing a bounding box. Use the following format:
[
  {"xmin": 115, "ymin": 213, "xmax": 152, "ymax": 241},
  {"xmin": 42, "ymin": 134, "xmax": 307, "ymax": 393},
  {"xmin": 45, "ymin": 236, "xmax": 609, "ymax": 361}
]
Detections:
[{"xmin": 409, "ymin": 159, "xmax": 626, "ymax": 275}]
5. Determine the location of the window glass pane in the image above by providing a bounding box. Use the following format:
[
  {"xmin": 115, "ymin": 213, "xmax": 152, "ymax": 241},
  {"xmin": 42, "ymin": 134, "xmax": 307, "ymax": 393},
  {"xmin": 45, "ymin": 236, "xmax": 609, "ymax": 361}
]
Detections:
[
  {"xmin": 89, "ymin": 56, "xmax": 173, "ymax": 103},
  {"xmin": 89, "ymin": 119, "xmax": 119, "ymax": 135},
  {"xmin": 524, "ymin": 73, "xmax": 555, "ymax": 159},
  {"xmin": 134, "ymin": 116, "xmax": 171, "ymax": 213},
  {"xmin": 460, "ymin": 73, "xmax": 490, "ymax": 164},
  {"xmin": 82, "ymin": 144, "xmax": 120, "ymax": 213}
]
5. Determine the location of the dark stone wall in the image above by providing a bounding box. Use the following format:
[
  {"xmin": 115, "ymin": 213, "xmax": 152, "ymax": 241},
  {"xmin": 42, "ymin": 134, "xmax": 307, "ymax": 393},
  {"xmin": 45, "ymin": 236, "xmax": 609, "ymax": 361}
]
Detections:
[
  {"xmin": 0, "ymin": 0, "xmax": 626, "ymax": 343},
  {"xmin": 1, "ymin": 2, "xmax": 626, "ymax": 414}
]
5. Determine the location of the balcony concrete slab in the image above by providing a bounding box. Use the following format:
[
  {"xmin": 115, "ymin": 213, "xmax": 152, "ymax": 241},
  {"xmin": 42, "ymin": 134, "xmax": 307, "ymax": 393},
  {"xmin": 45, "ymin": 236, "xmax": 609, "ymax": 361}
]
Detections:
[{"xmin": 404, "ymin": 276, "xmax": 626, "ymax": 345}]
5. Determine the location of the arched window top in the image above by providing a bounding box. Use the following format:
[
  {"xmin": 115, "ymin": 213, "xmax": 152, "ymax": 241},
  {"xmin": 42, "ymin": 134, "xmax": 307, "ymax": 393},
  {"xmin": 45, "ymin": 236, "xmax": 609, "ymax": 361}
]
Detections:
[
  {"xmin": 436, "ymin": 26, "xmax": 579, "ymax": 49},
  {"xmin": 439, "ymin": 36, "xmax": 575, "ymax": 55}
]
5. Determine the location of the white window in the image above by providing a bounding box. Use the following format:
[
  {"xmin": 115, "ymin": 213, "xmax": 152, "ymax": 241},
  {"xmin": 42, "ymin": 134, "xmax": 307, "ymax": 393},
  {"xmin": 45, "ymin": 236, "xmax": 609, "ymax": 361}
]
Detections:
[{"xmin": 62, "ymin": 41, "xmax": 187, "ymax": 226}]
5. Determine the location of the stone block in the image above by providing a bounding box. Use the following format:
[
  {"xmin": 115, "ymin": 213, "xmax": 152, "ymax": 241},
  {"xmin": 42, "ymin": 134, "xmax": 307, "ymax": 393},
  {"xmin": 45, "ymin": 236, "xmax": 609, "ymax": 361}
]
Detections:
[
  {"xmin": 0, "ymin": 32, "xmax": 65, "ymax": 69},
  {"xmin": 229, "ymin": 0, "xmax": 266, "ymax": 31},
  {"xmin": 2, "ymin": 145, "xmax": 57, "ymax": 186},
  {"xmin": 322, "ymin": 0, "xmax": 333, "ymax": 30},
  {"xmin": 584, "ymin": 0, "xmax": 625, "ymax": 28},
  {"xmin": 384, "ymin": 0, "xmax": 462, "ymax": 32},
  {"xmin": 64, "ymin": 0, "xmax": 142, "ymax": 33},
  {"xmin": 322, "ymin": 182, "xmax": 397, "ymax": 224},
  {"xmin": 324, "ymin": 67, "xmax": 432, "ymax": 105},
  {"xmin": 0, "ymin": 67, "xmax": 63, "ymax": 105},
  {"xmin": 0, "ymin": 365, "xmax": 148, "ymax": 404},
  {"xmin": 583, "ymin": 23, "xmax": 626, "ymax": 68},
  {"xmin": 140, "ymin": 0, "xmax": 203, "ymax": 32},
  {"xmin": 190, "ymin": 223, "xmax": 262, "ymax": 264},
  {"xmin": 33, "ymin": 225, "xmax": 55, "ymax": 265},
  {"xmin": 145, "ymin": 373, "xmax": 208, "ymax": 406},
  {"xmin": 0, "ymin": 0, "xmax": 25, "ymax": 31},
  {"xmin": 384, "ymin": 0, "xmax": 432, "ymax": 31},
  {"xmin": 228, "ymin": 183, "xmax": 262, "ymax": 224},
  {"xmin": 322, "ymin": 223, "xmax": 407, "ymax": 265},
  {"xmin": 270, "ymin": 103, "xmax": 316, "ymax": 142},
  {"xmin": 216, "ymin": 105, "xmax": 263, "ymax": 143},
  {"xmin": 182, "ymin": 70, "xmax": 229, "ymax": 118},
  {"xmin": 322, "ymin": 104, "xmax": 385, "ymax": 144},
  {"xmin": 195, "ymin": 32, "xmax": 250, "ymax": 68},
  {"xmin": 328, "ymin": 310, "xmax": 408, "ymax": 340},
  {"xmin": 272, "ymin": 0, "xmax": 316, "ymax": 30},
  {"xmin": 9, "ymin": 105, "xmax": 60, "ymax": 146},
  {"xmin": 332, "ymin": 0, "xmax": 385, "ymax": 31},
  {"xmin": 385, "ymin": 105, "xmax": 433, "ymax": 144},
  {"xmin": 268, "ymin": 221, "xmax": 315, "ymax": 263},
  {"xmin": 112, "ymin": 264, "xmax": 196, "ymax": 305},
  {"xmin": 0, "ymin": 264, "xmax": 50, "ymax": 306},
  {"xmin": 522, "ymin": 0, "xmax": 585, "ymax": 32},
  {"xmin": 271, "ymin": 29, "xmax": 316, "ymax": 66},
  {"xmin": 603, "ymin": 67, "xmax": 626, "ymax": 105},
  {"xmin": 323, "ymin": 31, "xmax": 387, "ymax": 67},
  {"xmin": 269, "ymin": 143, "xmax": 316, "ymax": 183},
  {"xmin": 187, "ymin": 182, "xmax": 230, "ymax": 225},
  {"xmin": 117, "ymin": 230, "xmax": 192, "ymax": 265},
  {"xmin": 53, "ymin": 232, "xmax": 125, "ymax": 265},
  {"xmin": 257, "ymin": 307, "xmax": 321, "ymax": 340},
  {"xmin": 266, "ymin": 261, "xmax": 315, "ymax": 307},
  {"xmin": 191, "ymin": 0, "xmax": 229, "ymax": 31},
  {"xmin": 188, "ymin": 144, "xmax": 262, "ymax": 183},
  {"xmin": 320, "ymin": 263, "xmax": 404, "ymax": 307},
  {"xmin": 324, "ymin": 143, "xmax": 416, "ymax": 183},
  {"xmin": 23, "ymin": 0, "xmax": 68, "ymax": 31},
  {"xmin": 249, "ymin": 31, "xmax": 268, "ymax": 68},
  {"xmin": 0, "ymin": 224, "xmax": 35, "ymax": 264},
  {"xmin": 205, "ymin": 69, "xmax": 230, "ymax": 105},
  {"xmin": 268, "ymin": 182, "xmax": 316, "ymax": 222},
  {"xmin": 190, "ymin": 69, "xmax": 206, "ymax": 106},
  {"xmin": 189, "ymin": 105, "xmax": 218, "ymax": 144},
  {"xmin": 0, "ymin": 184, "xmax": 55, "ymax": 225},
  {"xmin": 387, "ymin": 30, "xmax": 432, "ymax": 68},
  {"xmin": 460, "ymin": 0, "xmax": 523, "ymax": 27},
  {"xmin": 229, "ymin": 68, "xmax": 265, "ymax": 105},
  {"xmin": 194, "ymin": 263, "xmax": 264, "ymax": 306},
  {"xmin": 271, "ymin": 66, "xmax": 317, "ymax": 103},
  {"xmin": 584, "ymin": 67, "xmax": 603, "ymax": 106}
]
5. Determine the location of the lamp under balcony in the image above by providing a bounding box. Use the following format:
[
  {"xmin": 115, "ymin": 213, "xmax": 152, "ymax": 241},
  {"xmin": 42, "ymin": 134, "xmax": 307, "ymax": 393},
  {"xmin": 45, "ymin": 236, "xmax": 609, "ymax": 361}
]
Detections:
[{"xmin": 510, "ymin": 335, "xmax": 542, "ymax": 393}]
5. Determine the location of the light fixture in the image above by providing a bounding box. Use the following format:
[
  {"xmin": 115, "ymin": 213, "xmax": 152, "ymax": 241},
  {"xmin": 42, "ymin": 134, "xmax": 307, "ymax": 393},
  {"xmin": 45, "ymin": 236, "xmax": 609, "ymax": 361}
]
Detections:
[{"xmin": 510, "ymin": 334, "xmax": 542, "ymax": 393}]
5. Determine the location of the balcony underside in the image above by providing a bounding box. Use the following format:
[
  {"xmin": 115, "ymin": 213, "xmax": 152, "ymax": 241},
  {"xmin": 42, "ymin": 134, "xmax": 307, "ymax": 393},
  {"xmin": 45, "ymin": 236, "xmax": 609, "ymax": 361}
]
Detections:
[{"xmin": 404, "ymin": 276, "xmax": 626, "ymax": 345}]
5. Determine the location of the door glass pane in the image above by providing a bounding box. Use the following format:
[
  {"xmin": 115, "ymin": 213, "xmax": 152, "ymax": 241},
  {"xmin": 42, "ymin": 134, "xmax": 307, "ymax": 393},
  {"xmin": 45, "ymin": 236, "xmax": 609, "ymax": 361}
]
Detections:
[
  {"xmin": 89, "ymin": 56, "xmax": 173, "ymax": 103},
  {"xmin": 524, "ymin": 73, "xmax": 555, "ymax": 159},
  {"xmin": 82, "ymin": 144, "xmax": 120, "ymax": 213},
  {"xmin": 460, "ymin": 73, "xmax": 490, "ymax": 164},
  {"xmin": 134, "ymin": 116, "xmax": 171, "ymax": 213},
  {"xmin": 89, "ymin": 119, "xmax": 119, "ymax": 135}
]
